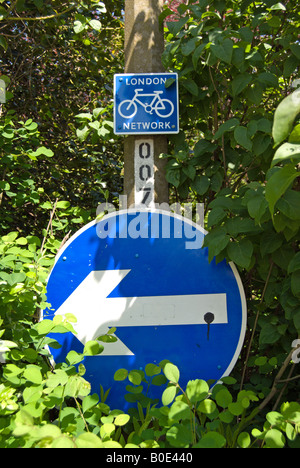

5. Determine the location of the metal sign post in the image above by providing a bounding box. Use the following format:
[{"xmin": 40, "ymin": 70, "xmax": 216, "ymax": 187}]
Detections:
[{"xmin": 123, "ymin": 0, "xmax": 170, "ymax": 208}]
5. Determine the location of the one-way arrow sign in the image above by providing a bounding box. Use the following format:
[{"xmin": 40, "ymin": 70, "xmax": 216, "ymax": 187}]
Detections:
[
  {"xmin": 45, "ymin": 209, "xmax": 247, "ymax": 410},
  {"xmin": 55, "ymin": 269, "xmax": 228, "ymax": 356}
]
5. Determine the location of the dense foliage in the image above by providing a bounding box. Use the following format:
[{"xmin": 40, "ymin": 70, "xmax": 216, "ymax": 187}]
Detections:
[{"xmin": 0, "ymin": 0, "xmax": 299, "ymax": 448}]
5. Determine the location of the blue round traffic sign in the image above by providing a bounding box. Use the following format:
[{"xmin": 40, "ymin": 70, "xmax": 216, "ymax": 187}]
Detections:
[{"xmin": 45, "ymin": 209, "xmax": 247, "ymax": 410}]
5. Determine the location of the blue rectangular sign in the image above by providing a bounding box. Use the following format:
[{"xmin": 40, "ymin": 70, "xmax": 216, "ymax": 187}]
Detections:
[{"xmin": 114, "ymin": 73, "xmax": 179, "ymax": 135}]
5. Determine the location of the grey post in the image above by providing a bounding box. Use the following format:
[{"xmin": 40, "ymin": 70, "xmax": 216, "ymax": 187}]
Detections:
[{"xmin": 123, "ymin": 0, "xmax": 169, "ymax": 208}]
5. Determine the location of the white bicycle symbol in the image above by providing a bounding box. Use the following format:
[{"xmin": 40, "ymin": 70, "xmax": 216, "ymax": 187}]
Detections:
[{"xmin": 118, "ymin": 88, "xmax": 174, "ymax": 119}]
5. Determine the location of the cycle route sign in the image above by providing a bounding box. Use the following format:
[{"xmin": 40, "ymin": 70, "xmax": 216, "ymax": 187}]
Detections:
[{"xmin": 114, "ymin": 73, "xmax": 179, "ymax": 135}]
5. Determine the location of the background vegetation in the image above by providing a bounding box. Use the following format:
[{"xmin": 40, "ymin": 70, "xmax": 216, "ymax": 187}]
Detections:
[{"xmin": 0, "ymin": 0, "xmax": 299, "ymax": 448}]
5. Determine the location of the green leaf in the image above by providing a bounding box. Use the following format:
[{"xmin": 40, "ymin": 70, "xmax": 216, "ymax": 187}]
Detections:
[
  {"xmin": 100, "ymin": 422, "xmax": 115, "ymax": 439},
  {"xmin": 163, "ymin": 363, "xmax": 180, "ymax": 383},
  {"xmin": 74, "ymin": 15, "xmax": 87, "ymax": 34},
  {"xmin": 89, "ymin": 19, "xmax": 101, "ymax": 31},
  {"xmin": 228, "ymin": 401, "xmax": 244, "ymax": 416},
  {"xmin": 260, "ymin": 231, "xmax": 282, "ymax": 257},
  {"xmin": 0, "ymin": 35, "xmax": 7, "ymax": 51},
  {"xmin": 272, "ymin": 88, "xmax": 300, "ymax": 147},
  {"xmin": 277, "ymin": 190, "xmax": 300, "ymax": 220},
  {"xmin": 190, "ymin": 175, "xmax": 210, "ymax": 195},
  {"xmin": 197, "ymin": 431, "xmax": 226, "ymax": 448},
  {"xmin": 186, "ymin": 379, "xmax": 209, "ymax": 403},
  {"xmin": 259, "ymin": 322, "xmax": 280, "ymax": 345},
  {"xmin": 166, "ymin": 16, "xmax": 188, "ymax": 36},
  {"xmin": 76, "ymin": 432, "xmax": 102, "ymax": 448},
  {"xmin": 288, "ymin": 252, "xmax": 300, "ymax": 274},
  {"xmin": 28, "ymin": 146, "xmax": 54, "ymax": 158},
  {"xmin": 197, "ymin": 399, "xmax": 217, "ymax": 415},
  {"xmin": 169, "ymin": 401, "xmax": 190, "ymax": 421},
  {"xmin": 234, "ymin": 126, "xmax": 252, "ymax": 151},
  {"xmin": 162, "ymin": 385, "xmax": 177, "ymax": 406},
  {"xmin": 207, "ymin": 207, "xmax": 226, "ymax": 227},
  {"xmin": 145, "ymin": 363, "xmax": 161, "ymax": 377},
  {"xmin": 51, "ymin": 436, "xmax": 76, "ymax": 448},
  {"xmin": 265, "ymin": 165, "xmax": 299, "ymax": 214},
  {"xmin": 181, "ymin": 37, "xmax": 197, "ymax": 56},
  {"xmin": 214, "ymin": 118, "xmax": 239, "ymax": 139},
  {"xmin": 128, "ymin": 370, "xmax": 142, "ymax": 385},
  {"xmin": 83, "ymin": 340, "xmax": 103, "ymax": 356},
  {"xmin": 46, "ymin": 369, "xmax": 69, "ymax": 388},
  {"xmin": 257, "ymin": 71, "xmax": 278, "ymax": 89},
  {"xmin": 237, "ymin": 432, "xmax": 251, "ymax": 448},
  {"xmin": 264, "ymin": 428, "xmax": 285, "ymax": 448},
  {"xmin": 114, "ymin": 368, "xmax": 128, "ymax": 381},
  {"xmin": 247, "ymin": 193, "xmax": 268, "ymax": 224},
  {"xmin": 36, "ymin": 319, "xmax": 55, "ymax": 335},
  {"xmin": 210, "ymin": 38, "xmax": 233, "ymax": 64},
  {"xmin": 82, "ymin": 393, "xmax": 99, "ymax": 413},
  {"xmin": 23, "ymin": 365, "xmax": 42, "ymax": 385},
  {"xmin": 166, "ymin": 168, "xmax": 181, "ymax": 188},
  {"xmin": 271, "ymin": 142, "xmax": 300, "ymax": 167},
  {"xmin": 288, "ymin": 123, "xmax": 300, "ymax": 143},
  {"xmin": 215, "ymin": 388, "xmax": 233, "ymax": 408},
  {"xmin": 291, "ymin": 271, "xmax": 300, "ymax": 297},
  {"xmin": 193, "ymin": 43, "xmax": 207, "ymax": 68},
  {"xmin": 181, "ymin": 78, "xmax": 199, "ymax": 96},
  {"xmin": 227, "ymin": 239, "xmax": 253, "ymax": 269},
  {"xmin": 64, "ymin": 375, "xmax": 91, "ymax": 398},
  {"xmin": 166, "ymin": 423, "xmax": 193, "ymax": 448},
  {"xmin": 114, "ymin": 413, "xmax": 130, "ymax": 426},
  {"xmin": 204, "ymin": 228, "xmax": 230, "ymax": 262},
  {"xmin": 239, "ymin": 26, "xmax": 253, "ymax": 43},
  {"xmin": 231, "ymin": 73, "xmax": 252, "ymax": 96},
  {"xmin": 76, "ymin": 125, "xmax": 90, "ymax": 141}
]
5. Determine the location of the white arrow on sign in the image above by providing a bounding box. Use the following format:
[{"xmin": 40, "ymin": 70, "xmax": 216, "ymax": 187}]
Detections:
[{"xmin": 54, "ymin": 269, "xmax": 228, "ymax": 356}]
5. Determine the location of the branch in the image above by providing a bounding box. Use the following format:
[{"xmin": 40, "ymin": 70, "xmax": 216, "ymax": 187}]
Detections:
[
  {"xmin": 240, "ymin": 260, "xmax": 274, "ymax": 391},
  {"xmin": 40, "ymin": 198, "xmax": 58, "ymax": 256},
  {"xmin": 1, "ymin": 3, "xmax": 78, "ymax": 22},
  {"xmin": 259, "ymin": 339, "xmax": 300, "ymax": 412}
]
